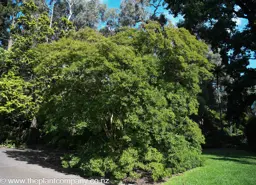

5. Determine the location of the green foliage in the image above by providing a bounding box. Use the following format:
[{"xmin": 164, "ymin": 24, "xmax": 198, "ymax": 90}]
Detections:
[
  {"xmin": 0, "ymin": 69, "xmax": 35, "ymax": 144},
  {"xmin": 32, "ymin": 22, "xmax": 212, "ymax": 181},
  {"xmin": 0, "ymin": 139, "xmax": 16, "ymax": 149},
  {"xmin": 0, "ymin": 72, "xmax": 34, "ymax": 116},
  {"xmin": 0, "ymin": 1, "xmax": 73, "ymax": 144},
  {"xmin": 11, "ymin": 2, "xmax": 54, "ymax": 52}
]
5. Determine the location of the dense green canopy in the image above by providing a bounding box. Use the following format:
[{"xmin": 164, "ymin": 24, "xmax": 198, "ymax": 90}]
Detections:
[{"xmin": 28, "ymin": 22, "xmax": 211, "ymax": 180}]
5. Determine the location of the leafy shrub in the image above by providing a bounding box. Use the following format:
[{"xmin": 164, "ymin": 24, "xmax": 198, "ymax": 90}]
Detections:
[
  {"xmin": 33, "ymin": 22, "xmax": 212, "ymax": 182},
  {"xmin": 0, "ymin": 139, "xmax": 16, "ymax": 148}
]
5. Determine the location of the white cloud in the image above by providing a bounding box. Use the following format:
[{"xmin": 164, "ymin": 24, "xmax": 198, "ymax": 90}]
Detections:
[
  {"xmin": 232, "ymin": 17, "xmax": 242, "ymax": 26},
  {"xmin": 234, "ymin": 5, "xmax": 241, "ymax": 12},
  {"xmin": 162, "ymin": 10, "xmax": 183, "ymax": 26}
]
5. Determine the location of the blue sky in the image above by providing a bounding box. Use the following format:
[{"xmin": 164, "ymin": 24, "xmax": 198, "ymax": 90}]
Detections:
[
  {"xmin": 103, "ymin": 0, "xmax": 255, "ymax": 68},
  {"xmin": 103, "ymin": 0, "xmax": 120, "ymax": 8}
]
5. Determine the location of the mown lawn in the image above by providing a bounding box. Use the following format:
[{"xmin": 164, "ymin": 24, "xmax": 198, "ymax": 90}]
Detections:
[{"xmin": 165, "ymin": 149, "xmax": 256, "ymax": 185}]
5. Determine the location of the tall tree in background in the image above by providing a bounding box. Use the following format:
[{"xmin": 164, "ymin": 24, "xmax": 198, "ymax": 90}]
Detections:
[
  {"xmin": 99, "ymin": 0, "xmax": 168, "ymax": 36},
  {"xmin": 119, "ymin": 0, "xmax": 150, "ymax": 26},
  {"xmin": 71, "ymin": 0, "xmax": 107, "ymax": 29},
  {"xmin": 164, "ymin": 0, "xmax": 256, "ymax": 133},
  {"xmin": 49, "ymin": 0, "xmax": 108, "ymax": 30},
  {"xmin": 0, "ymin": 0, "xmax": 21, "ymax": 50},
  {"xmin": 0, "ymin": 1, "xmax": 69, "ymax": 145},
  {"xmin": 119, "ymin": 0, "xmax": 168, "ymax": 27}
]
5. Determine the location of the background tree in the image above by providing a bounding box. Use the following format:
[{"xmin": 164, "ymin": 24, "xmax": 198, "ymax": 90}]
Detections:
[
  {"xmin": 0, "ymin": 0, "xmax": 71, "ymax": 145},
  {"xmin": 0, "ymin": 0, "xmax": 21, "ymax": 50},
  {"xmin": 49, "ymin": 0, "xmax": 109, "ymax": 30},
  {"xmin": 119, "ymin": 0, "xmax": 150, "ymax": 26},
  {"xmin": 163, "ymin": 0, "xmax": 256, "ymax": 143}
]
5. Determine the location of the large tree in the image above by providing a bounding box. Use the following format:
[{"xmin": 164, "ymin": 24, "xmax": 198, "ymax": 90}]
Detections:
[
  {"xmin": 49, "ymin": 0, "xmax": 108, "ymax": 30},
  {"xmin": 0, "ymin": 0, "xmax": 20, "ymax": 50},
  {"xmin": 0, "ymin": 1, "xmax": 69, "ymax": 145},
  {"xmin": 164, "ymin": 0, "xmax": 256, "ymax": 132},
  {"xmin": 32, "ymin": 22, "xmax": 212, "ymax": 181}
]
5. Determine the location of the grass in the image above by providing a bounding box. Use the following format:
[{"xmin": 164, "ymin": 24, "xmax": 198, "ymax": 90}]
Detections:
[{"xmin": 165, "ymin": 148, "xmax": 256, "ymax": 185}]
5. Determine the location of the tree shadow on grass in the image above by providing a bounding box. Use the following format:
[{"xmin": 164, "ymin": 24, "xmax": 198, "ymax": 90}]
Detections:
[
  {"xmin": 203, "ymin": 148, "xmax": 256, "ymax": 165},
  {"xmin": 209, "ymin": 156, "xmax": 256, "ymax": 165}
]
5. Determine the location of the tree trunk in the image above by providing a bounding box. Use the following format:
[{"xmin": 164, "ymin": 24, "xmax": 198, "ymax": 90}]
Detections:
[
  {"xmin": 31, "ymin": 116, "xmax": 37, "ymax": 128},
  {"xmin": 67, "ymin": 0, "xmax": 73, "ymax": 21},
  {"xmin": 216, "ymin": 72, "xmax": 223, "ymax": 130},
  {"xmin": 7, "ymin": 36, "xmax": 13, "ymax": 51},
  {"xmin": 27, "ymin": 82, "xmax": 39, "ymax": 147},
  {"xmin": 26, "ymin": 116, "xmax": 40, "ymax": 147},
  {"xmin": 7, "ymin": 16, "xmax": 15, "ymax": 50},
  {"xmin": 49, "ymin": 2, "xmax": 55, "ymax": 28}
]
